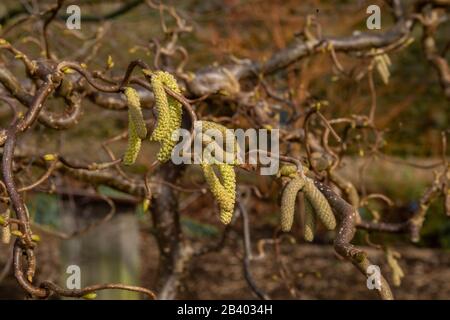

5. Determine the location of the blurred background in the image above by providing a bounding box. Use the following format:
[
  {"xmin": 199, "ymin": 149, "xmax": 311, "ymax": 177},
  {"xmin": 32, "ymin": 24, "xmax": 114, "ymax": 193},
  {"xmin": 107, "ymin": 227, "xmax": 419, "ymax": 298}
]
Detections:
[{"xmin": 0, "ymin": 0, "xmax": 449, "ymax": 299}]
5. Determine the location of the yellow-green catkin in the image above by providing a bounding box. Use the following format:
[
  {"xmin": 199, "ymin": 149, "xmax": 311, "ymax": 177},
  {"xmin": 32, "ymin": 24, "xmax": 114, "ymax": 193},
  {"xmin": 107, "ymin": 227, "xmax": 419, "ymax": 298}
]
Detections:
[
  {"xmin": 124, "ymin": 87, "xmax": 147, "ymax": 139},
  {"xmin": 280, "ymin": 177, "xmax": 305, "ymax": 232},
  {"xmin": 375, "ymin": 54, "xmax": 391, "ymax": 85},
  {"xmin": 303, "ymin": 199, "xmax": 315, "ymax": 242},
  {"xmin": 150, "ymin": 71, "xmax": 183, "ymax": 162},
  {"xmin": 277, "ymin": 164, "xmax": 298, "ymax": 178},
  {"xmin": 123, "ymin": 113, "xmax": 142, "ymax": 165},
  {"xmin": 385, "ymin": 247, "xmax": 404, "ymax": 287},
  {"xmin": 1, "ymin": 209, "xmax": 10, "ymax": 244},
  {"xmin": 303, "ymin": 178, "xmax": 336, "ymax": 230},
  {"xmin": 200, "ymin": 120, "xmax": 239, "ymax": 164},
  {"xmin": 201, "ymin": 163, "xmax": 236, "ymax": 224},
  {"xmin": 218, "ymin": 164, "xmax": 236, "ymax": 223},
  {"xmin": 198, "ymin": 120, "xmax": 238, "ymax": 225}
]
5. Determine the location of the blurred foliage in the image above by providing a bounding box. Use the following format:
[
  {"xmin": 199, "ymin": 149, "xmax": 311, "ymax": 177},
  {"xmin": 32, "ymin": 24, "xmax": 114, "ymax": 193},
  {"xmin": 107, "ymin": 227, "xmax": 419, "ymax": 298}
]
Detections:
[
  {"xmin": 420, "ymin": 200, "xmax": 450, "ymax": 249},
  {"xmin": 1, "ymin": 0, "xmax": 448, "ymax": 248},
  {"xmin": 27, "ymin": 193, "xmax": 60, "ymax": 228},
  {"xmin": 181, "ymin": 216, "xmax": 220, "ymax": 238}
]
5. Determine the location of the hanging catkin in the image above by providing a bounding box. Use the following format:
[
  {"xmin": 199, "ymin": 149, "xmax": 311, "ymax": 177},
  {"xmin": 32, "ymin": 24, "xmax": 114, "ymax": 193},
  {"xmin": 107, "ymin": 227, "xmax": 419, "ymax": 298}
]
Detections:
[
  {"xmin": 303, "ymin": 177, "xmax": 336, "ymax": 230},
  {"xmin": 123, "ymin": 113, "xmax": 142, "ymax": 165},
  {"xmin": 200, "ymin": 120, "xmax": 239, "ymax": 164},
  {"xmin": 122, "ymin": 87, "xmax": 145, "ymax": 165},
  {"xmin": 374, "ymin": 53, "xmax": 391, "ymax": 85},
  {"xmin": 197, "ymin": 120, "xmax": 238, "ymax": 225},
  {"xmin": 124, "ymin": 87, "xmax": 147, "ymax": 139},
  {"xmin": 1, "ymin": 209, "xmax": 11, "ymax": 244},
  {"xmin": 201, "ymin": 163, "xmax": 236, "ymax": 224},
  {"xmin": 150, "ymin": 71, "xmax": 183, "ymax": 162},
  {"xmin": 303, "ymin": 199, "xmax": 315, "ymax": 242},
  {"xmin": 280, "ymin": 177, "xmax": 305, "ymax": 232}
]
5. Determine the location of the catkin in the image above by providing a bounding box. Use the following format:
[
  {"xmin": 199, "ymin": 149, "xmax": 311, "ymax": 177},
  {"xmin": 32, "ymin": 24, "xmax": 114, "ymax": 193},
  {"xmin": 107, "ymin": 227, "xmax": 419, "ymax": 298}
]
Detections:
[
  {"xmin": 124, "ymin": 87, "xmax": 147, "ymax": 139},
  {"xmin": 277, "ymin": 164, "xmax": 298, "ymax": 178},
  {"xmin": 198, "ymin": 120, "xmax": 238, "ymax": 224},
  {"xmin": 304, "ymin": 199, "xmax": 315, "ymax": 242},
  {"xmin": 150, "ymin": 71, "xmax": 183, "ymax": 162},
  {"xmin": 1, "ymin": 209, "xmax": 11, "ymax": 244},
  {"xmin": 303, "ymin": 178, "xmax": 336, "ymax": 230},
  {"xmin": 201, "ymin": 163, "xmax": 236, "ymax": 224},
  {"xmin": 385, "ymin": 247, "xmax": 404, "ymax": 287},
  {"xmin": 200, "ymin": 120, "xmax": 239, "ymax": 164},
  {"xmin": 123, "ymin": 113, "xmax": 142, "ymax": 165},
  {"xmin": 381, "ymin": 53, "xmax": 391, "ymax": 67},
  {"xmin": 375, "ymin": 54, "xmax": 390, "ymax": 85},
  {"xmin": 280, "ymin": 177, "xmax": 305, "ymax": 232},
  {"xmin": 219, "ymin": 165, "xmax": 236, "ymax": 207}
]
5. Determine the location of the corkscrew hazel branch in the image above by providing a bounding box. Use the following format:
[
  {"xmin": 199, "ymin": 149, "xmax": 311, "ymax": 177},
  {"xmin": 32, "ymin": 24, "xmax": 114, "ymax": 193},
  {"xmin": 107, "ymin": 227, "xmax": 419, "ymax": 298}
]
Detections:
[
  {"xmin": 12, "ymin": 240, "xmax": 156, "ymax": 300},
  {"xmin": 313, "ymin": 180, "xmax": 394, "ymax": 300}
]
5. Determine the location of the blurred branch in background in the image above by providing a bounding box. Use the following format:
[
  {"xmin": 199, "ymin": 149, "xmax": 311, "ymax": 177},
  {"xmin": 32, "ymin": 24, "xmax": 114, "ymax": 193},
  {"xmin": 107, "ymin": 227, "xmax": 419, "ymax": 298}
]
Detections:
[{"xmin": 0, "ymin": 0, "xmax": 448, "ymax": 300}]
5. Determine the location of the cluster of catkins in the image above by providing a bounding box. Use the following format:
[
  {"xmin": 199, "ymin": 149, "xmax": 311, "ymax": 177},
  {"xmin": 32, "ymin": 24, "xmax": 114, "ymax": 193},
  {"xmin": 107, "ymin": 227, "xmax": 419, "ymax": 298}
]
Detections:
[
  {"xmin": 198, "ymin": 121, "xmax": 238, "ymax": 224},
  {"xmin": 122, "ymin": 71, "xmax": 237, "ymax": 225},
  {"xmin": 123, "ymin": 70, "xmax": 183, "ymax": 164},
  {"xmin": 123, "ymin": 71, "xmax": 339, "ymax": 233},
  {"xmin": 278, "ymin": 165, "xmax": 336, "ymax": 241}
]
